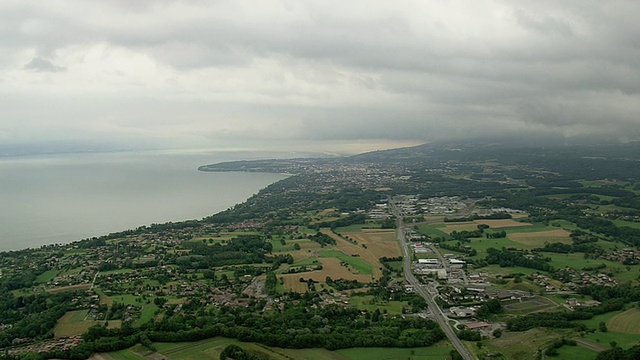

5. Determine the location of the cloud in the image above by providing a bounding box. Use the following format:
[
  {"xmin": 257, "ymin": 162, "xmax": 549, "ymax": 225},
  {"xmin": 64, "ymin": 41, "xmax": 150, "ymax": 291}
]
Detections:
[
  {"xmin": 0, "ymin": 0, "xmax": 639, "ymax": 150},
  {"xmin": 23, "ymin": 57, "xmax": 66, "ymax": 72}
]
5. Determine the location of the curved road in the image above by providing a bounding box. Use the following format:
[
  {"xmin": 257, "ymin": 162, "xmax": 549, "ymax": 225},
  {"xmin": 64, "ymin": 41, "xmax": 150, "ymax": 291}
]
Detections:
[{"xmin": 392, "ymin": 201, "xmax": 476, "ymax": 360}]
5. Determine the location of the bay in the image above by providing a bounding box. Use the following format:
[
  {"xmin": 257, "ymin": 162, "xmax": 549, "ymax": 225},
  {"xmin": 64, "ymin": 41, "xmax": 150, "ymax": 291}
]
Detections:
[{"xmin": 0, "ymin": 149, "xmax": 293, "ymax": 251}]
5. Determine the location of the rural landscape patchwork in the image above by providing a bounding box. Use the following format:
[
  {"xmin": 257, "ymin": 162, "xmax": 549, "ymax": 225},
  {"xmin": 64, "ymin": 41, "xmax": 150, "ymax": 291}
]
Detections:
[{"xmin": 2, "ymin": 141, "xmax": 640, "ymax": 360}]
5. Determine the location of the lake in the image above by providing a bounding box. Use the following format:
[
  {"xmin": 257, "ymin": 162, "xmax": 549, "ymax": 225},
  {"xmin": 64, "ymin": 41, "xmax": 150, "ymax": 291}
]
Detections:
[{"xmin": 0, "ymin": 149, "xmax": 293, "ymax": 251}]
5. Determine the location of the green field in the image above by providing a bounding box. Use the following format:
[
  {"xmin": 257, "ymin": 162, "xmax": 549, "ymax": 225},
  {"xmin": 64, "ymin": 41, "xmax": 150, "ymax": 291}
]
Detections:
[
  {"xmin": 546, "ymin": 253, "xmax": 640, "ymax": 282},
  {"xmin": 384, "ymin": 261, "xmax": 404, "ymax": 272},
  {"xmin": 503, "ymin": 297, "xmax": 558, "ymax": 315},
  {"xmin": 113, "ymin": 338, "xmax": 457, "ymax": 360},
  {"xmin": 416, "ymin": 224, "xmax": 450, "ymax": 239},
  {"xmin": 110, "ymin": 294, "xmax": 144, "ymax": 305},
  {"xmin": 290, "ymin": 257, "xmax": 322, "ymax": 267},
  {"xmin": 583, "ymin": 331, "xmax": 640, "ymax": 349},
  {"xmin": 349, "ymin": 295, "xmax": 408, "ymax": 314},
  {"xmin": 576, "ymin": 309, "xmax": 624, "ymax": 329},
  {"xmin": 318, "ymin": 250, "xmax": 373, "ymax": 275},
  {"xmin": 335, "ymin": 222, "xmax": 384, "ymax": 233},
  {"xmin": 336, "ymin": 344, "xmax": 454, "ymax": 360},
  {"xmin": 554, "ymin": 344, "xmax": 598, "ymax": 360},
  {"xmin": 35, "ymin": 269, "xmax": 59, "ymax": 283},
  {"xmin": 138, "ymin": 304, "xmax": 159, "ymax": 325},
  {"xmin": 481, "ymin": 328, "xmax": 576, "ymax": 360},
  {"xmin": 54, "ymin": 310, "xmax": 120, "ymax": 338},
  {"xmin": 612, "ymin": 219, "xmax": 640, "ymax": 229},
  {"xmin": 108, "ymin": 347, "xmax": 147, "ymax": 360},
  {"xmin": 607, "ymin": 308, "xmax": 640, "ymax": 334}
]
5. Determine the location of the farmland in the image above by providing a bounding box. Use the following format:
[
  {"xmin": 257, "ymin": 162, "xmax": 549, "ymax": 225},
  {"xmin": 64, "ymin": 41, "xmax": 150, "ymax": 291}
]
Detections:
[
  {"xmin": 276, "ymin": 227, "xmax": 400, "ymax": 291},
  {"xmin": 607, "ymin": 308, "xmax": 640, "ymax": 334},
  {"xmin": 103, "ymin": 338, "xmax": 456, "ymax": 360},
  {"xmin": 54, "ymin": 310, "xmax": 120, "ymax": 338}
]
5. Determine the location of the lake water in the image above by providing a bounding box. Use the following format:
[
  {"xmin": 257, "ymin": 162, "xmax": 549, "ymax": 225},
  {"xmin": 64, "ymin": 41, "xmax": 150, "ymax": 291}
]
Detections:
[{"xmin": 0, "ymin": 150, "xmax": 293, "ymax": 251}]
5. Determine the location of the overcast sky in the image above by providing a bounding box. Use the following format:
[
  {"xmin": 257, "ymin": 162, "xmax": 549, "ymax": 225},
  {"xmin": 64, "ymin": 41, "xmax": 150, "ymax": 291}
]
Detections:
[{"xmin": 1, "ymin": 0, "xmax": 639, "ymax": 153}]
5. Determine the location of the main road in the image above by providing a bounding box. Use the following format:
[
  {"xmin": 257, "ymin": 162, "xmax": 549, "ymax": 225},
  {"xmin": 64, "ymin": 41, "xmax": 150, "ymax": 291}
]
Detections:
[{"xmin": 391, "ymin": 201, "xmax": 476, "ymax": 360}]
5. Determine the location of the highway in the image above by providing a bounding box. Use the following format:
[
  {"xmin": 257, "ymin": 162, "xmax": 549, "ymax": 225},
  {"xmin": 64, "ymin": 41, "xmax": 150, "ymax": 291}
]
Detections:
[{"xmin": 392, "ymin": 201, "xmax": 476, "ymax": 360}]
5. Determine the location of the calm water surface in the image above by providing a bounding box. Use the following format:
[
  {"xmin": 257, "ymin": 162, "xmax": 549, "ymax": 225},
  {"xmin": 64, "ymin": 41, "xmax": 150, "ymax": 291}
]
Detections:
[{"xmin": 0, "ymin": 150, "xmax": 291, "ymax": 251}]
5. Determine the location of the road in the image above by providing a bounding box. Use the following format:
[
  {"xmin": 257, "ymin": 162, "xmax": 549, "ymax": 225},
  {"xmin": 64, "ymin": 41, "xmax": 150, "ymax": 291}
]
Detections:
[{"xmin": 392, "ymin": 201, "xmax": 476, "ymax": 360}]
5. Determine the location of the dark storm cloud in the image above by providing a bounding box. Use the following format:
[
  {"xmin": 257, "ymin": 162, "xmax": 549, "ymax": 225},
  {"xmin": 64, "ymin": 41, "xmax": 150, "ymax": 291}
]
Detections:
[{"xmin": 1, "ymin": 0, "xmax": 639, "ymax": 148}]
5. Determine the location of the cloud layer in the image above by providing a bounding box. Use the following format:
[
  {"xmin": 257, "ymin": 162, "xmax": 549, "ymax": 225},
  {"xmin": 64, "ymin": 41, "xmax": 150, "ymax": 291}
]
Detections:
[{"xmin": 1, "ymin": 0, "xmax": 639, "ymax": 150}]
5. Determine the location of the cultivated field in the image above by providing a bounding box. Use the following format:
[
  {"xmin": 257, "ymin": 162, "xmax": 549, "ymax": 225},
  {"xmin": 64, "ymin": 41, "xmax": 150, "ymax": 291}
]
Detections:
[
  {"xmin": 281, "ymin": 257, "xmax": 372, "ymax": 292},
  {"xmin": 508, "ymin": 229, "xmax": 572, "ymax": 246},
  {"xmin": 278, "ymin": 228, "xmax": 400, "ymax": 291},
  {"xmin": 55, "ymin": 310, "xmax": 120, "ymax": 338},
  {"xmin": 503, "ymin": 297, "xmax": 559, "ymax": 315},
  {"xmin": 442, "ymin": 219, "xmax": 532, "ymax": 233},
  {"xmin": 105, "ymin": 337, "xmax": 454, "ymax": 360},
  {"xmin": 320, "ymin": 229, "xmax": 397, "ymax": 279},
  {"xmin": 341, "ymin": 229, "xmax": 401, "ymax": 258},
  {"xmin": 607, "ymin": 308, "xmax": 640, "ymax": 334},
  {"xmin": 483, "ymin": 328, "xmax": 575, "ymax": 360},
  {"xmin": 47, "ymin": 284, "xmax": 91, "ymax": 293}
]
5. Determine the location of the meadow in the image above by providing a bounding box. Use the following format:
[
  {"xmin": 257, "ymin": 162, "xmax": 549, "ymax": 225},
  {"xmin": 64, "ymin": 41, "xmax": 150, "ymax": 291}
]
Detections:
[{"xmin": 104, "ymin": 338, "xmax": 456, "ymax": 360}]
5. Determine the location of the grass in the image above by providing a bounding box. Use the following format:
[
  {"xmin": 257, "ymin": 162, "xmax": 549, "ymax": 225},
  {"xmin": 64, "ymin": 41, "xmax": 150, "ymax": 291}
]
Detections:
[
  {"xmin": 612, "ymin": 220, "xmax": 640, "ymax": 229},
  {"xmin": 502, "ymin": 297, "xmax": 558, "ymax": 315},
  {"xmin": 416, "ymin": 224, "xmax": 450, "ymax": 239},
  {"xmin": 384, "ymin": 261, "xmax": 404, "ymax": 272},
  {"xmin": 337, "ymin": 343, "xmax": 454, "ymax": 360},
  {"xmin": 54, "ymin": 310, "xmax": 114, "ymax": 338},
  {"xmin": 607, "ymin": 307, "xmax": 640, "ymax": 334},
  {"xmin": 576, "ymin": 309, "xmax": 625, "ymax": 329},
  {"xmin": 482, "ymin": 328, "xmax": 576, "ymax": 360},
  {"xmin": 318, "ymin": 250, "xmax": 374, "ymax": 275},
  {"xmin": 109, "ymin": 294, "xmax": 143, "ymax": 305},
  {"xmin": 108, "ymin": 348, "xmax": 146, "ymax": 360},
  {"xmin": 138, "ymin": 304, "xmax": 159, "ymax": 325},
  {"xmin": 480, "ymin": 265, "xmax": 540, "ymax": 276},
  {"xmin": 335, "ymin": 222, "xmax": 382, "ymax": 233},
  {"xmin": 35, "ymin": 269, "xmax": 58, "ymax": 283},
  {"xmin": 349, "ymin": 295, "xmax": 407, "ymax": 315},
  {"xmin": 582, "ymin": 331, "xmax": 640, "ymax": 349},
  {"xmin": 153, "ymin": 338, "xmax": 292, "ymax": 360},
  {"xmin": 290, "ymin": 257, "xmax": 322, "ymax": 267},
  {"xmin": 115, "ymin": 337, "xmax": 455, "ymax": 360},
  {"xmin": 554, "ymin": 344, "xmax": 598, "ymax": 360},
  {"xmin": 546, "ymin": 253, "xmax": 640, "ymax": 282}
]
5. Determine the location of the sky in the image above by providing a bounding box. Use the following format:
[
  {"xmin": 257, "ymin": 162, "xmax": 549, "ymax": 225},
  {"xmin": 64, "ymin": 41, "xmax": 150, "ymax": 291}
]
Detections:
[{"xmin": 2, "ymin": 0, "xmax": 639, "ymax": 154}]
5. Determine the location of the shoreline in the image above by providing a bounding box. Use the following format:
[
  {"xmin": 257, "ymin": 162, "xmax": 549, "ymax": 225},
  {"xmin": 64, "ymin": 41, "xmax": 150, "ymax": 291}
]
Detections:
[{"xmin": 0, "ymin": 152, "xmax": 291, "ymax": 253}]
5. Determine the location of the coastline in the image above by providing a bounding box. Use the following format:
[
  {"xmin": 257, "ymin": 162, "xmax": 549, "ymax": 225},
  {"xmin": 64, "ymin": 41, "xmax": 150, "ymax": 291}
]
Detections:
[{"xmin": 0, "ymin": 151, "xmax": 290, "ymax": 252}]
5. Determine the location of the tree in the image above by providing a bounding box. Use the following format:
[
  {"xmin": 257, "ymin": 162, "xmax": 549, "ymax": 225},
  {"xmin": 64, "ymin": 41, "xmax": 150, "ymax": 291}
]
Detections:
[{"xmin": 599, "ymin": 321, "xmax": 608, "ymax": 332}]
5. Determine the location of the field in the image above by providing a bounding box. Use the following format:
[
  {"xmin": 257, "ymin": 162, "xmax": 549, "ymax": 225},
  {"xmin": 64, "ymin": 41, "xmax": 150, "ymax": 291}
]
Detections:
[
  {"xmin": 336, "ymin": 343, "xmax": 454, "ymax": 360},
  {"xmin": 276, "ymin": 227, "xmax": 399, "ymax": 292},
  {"xmin": 545, "ymin": 253, "xmax": 640, "ymax": 281},
  {"xmin": 103, "ymin": 338, "xmax": 455, "ymax": 360},
  {"xmin": 442, "ymin": 219, "xmax": 532, "ymax": 233},
  {"xmin": 502, "ymin": 297, "xmax": 559, "ymax": 315},
  {"xmin": 281, "ymin": 257, "xmax": 372, "ymax": 292},
  {"xmin": 481, "ymin": 328, "xmax": 576, "ymax": 360},
  {"xmin": 554, "ymin": 343, "xmax": 599, "ymax": 359},
  {"xmin": 318, "ymin": 250, "xmax": 373, "ymax": 274},
  {"xmin": 607, "ymin": 308, "xmax": 640, "ymax": 334},
  {"xmin": 35, "ymin": 269, "xmax": 59, "ymax": 283},
  {"xmin": 320, "ymin": 228, "xmax": 397, "ymax": 279},
  {"xmin": 54, "ymin": 310, "xmax": 120, "ymax": 338},
  {"xmin": 508, "ymin": 229, "xmax": 571, "ymax": 246},
  {"xmin": 349, "ymin": 295, "xmax": 407, "ymax": 314},
  {"xmin": 582, "ymin": 330, "xmax": 640, "ymax": 349},
  {"xmin": 47, "ymin": 284, "xmax": 92, "ymax": 293}
]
